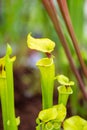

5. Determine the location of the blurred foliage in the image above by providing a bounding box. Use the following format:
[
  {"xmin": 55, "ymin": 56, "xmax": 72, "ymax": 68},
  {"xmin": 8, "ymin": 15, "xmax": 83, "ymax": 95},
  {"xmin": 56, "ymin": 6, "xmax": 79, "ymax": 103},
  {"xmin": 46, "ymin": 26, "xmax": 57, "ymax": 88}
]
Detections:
[
  {"xmin": 0, "ymin": 0, "xmax": 58, "ymax": 45},
  {"xmin": 67, "ymin": 0, "xmax": 84, "ymax": 42}
]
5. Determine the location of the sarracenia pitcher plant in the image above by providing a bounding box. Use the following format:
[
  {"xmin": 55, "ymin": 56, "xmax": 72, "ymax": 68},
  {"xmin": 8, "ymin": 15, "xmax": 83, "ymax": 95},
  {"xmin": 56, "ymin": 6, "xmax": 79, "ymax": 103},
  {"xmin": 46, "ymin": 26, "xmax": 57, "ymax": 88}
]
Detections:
[
  {"xmin": 27, "ymin": 34, "xmax": 67, "ymax": 130},
  {"xmin": 55, "ymin": 75, "xmax": 74, "ymax": 106},
  {"xmin": 27, "ymin": 33, "xmax": 55, "ymax": 109},
  {"xmin": 0, "ymin": 44, "xmax": 20, "ymax": 130}
]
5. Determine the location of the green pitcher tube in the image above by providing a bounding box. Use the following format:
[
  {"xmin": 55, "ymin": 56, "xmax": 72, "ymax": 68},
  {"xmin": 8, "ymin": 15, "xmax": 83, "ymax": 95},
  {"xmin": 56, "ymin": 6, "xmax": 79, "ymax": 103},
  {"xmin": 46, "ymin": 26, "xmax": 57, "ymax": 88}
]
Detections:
[
  {"xmin": 36, "ymin": 57, "xmax": 55, "ymax": 109},
  {"xmin": 58, "ymin": 86, "xmax": 73, "ymax": 106},
  {"xmin": 0, "ymin": 44, "xmax": 19, "ymax": 130}
]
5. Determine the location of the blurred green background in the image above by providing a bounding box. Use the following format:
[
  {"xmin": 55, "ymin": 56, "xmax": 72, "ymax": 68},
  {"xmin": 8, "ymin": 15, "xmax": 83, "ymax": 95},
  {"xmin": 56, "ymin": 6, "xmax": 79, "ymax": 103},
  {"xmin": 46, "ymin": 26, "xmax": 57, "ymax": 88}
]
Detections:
[{"xmin": 0, "ymin": 0, "xmax": 87, "ymax": 122}]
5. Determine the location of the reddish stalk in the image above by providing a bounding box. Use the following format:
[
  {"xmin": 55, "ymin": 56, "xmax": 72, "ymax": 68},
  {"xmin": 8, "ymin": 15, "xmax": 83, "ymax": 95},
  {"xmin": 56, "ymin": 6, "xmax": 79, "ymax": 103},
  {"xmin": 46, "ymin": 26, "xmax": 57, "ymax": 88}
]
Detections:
[
  {"xmin": 57, "ymin": 0, "xmax": 87, "ymax": 78},
  {"xmin": 42, "ymin": 0, "xmax": 87, "ymax": 100}
]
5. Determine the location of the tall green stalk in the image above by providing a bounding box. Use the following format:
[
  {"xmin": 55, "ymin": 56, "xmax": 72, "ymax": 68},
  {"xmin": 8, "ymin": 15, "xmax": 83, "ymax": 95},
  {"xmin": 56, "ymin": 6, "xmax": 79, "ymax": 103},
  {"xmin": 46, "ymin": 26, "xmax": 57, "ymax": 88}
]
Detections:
[
  {"xmin": 58, "ymin": 85, "xmax": 73, "ymax": 106},
  {"xmin": 36, "ymin": 57, "xmax": 55, "ymax": 109},
  {"xmin": 0, "ymin": 44, "xmax": 20, "ymax": 130}
]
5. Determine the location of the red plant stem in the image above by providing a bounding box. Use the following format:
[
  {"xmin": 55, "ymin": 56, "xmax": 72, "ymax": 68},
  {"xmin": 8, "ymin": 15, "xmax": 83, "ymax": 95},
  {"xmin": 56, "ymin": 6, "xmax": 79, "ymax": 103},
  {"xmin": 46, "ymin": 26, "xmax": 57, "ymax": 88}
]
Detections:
[
  {"xmin": 57, "ymin": 0, "xmax": 87, "ymax": 78},
  {"xmin": 42, "ymin": 0, "xmax": 87, "ymax": 100}
]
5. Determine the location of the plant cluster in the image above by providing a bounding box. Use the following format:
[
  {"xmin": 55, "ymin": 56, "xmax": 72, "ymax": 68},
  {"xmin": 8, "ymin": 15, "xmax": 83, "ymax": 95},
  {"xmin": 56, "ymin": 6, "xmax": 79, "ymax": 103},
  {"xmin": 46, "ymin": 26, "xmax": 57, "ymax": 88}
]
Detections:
[
  {"xmin": 27, "ymin": 34, "xmax": 87, "ymax": 130},
  {"xmin": 0, "ymin": 34, "xmax": 87, "ymax": 130}
]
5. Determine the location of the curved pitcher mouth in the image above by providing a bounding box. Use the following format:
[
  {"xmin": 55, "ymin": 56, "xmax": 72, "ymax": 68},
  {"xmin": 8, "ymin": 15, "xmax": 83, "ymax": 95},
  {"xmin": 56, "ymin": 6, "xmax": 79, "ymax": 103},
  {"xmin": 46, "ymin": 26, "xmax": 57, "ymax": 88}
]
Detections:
[
  {"xmin": 57, "ymin": 86, "xmax": 73, "ymax": 94},
  {"xmin": 36, "ymin": 57, "xmax": 53, "ymax": 67}
]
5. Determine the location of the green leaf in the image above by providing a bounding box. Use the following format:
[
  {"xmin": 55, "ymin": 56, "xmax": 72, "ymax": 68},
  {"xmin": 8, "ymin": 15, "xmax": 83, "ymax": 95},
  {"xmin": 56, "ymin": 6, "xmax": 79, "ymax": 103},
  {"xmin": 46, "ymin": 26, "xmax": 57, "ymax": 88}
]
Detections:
[
  {"xmin": 36, "ymin": 118, "xmax": 40, "ymax": 125},
  {"xmin": 45, "ymin": 122, "xmax": 54, "ymax": 130},
  {"xmin": 83, "ymin": 124, "xmax": 87, "ymax": 130},
  {"xmin": 38, "ymin": 107, "xmax": 58, "ymax": 122},
  {"xmin": 55, "ymin": 75, "xmax": 74, "ymax": 86},
  {"xmin": 16, "ymin": 117, "xmax": 20, "ymax": 126},
  {"xmin": 53, "ymin": 122, "xmax": 61, "ymax": 130},
  {"xmin": 63, "ymin": 116, "xmax": 87, "ymax": 130},
  {"xmin": 38, "ymin": 104, "xmax": 66, "ymax": 123},
  {"xmin": 53, "ymin": 104, "xmax": 66, "ymax": 122},
  {"xmin": 27, "ymin": 34, "xmax": 55, "ymax": 53}
]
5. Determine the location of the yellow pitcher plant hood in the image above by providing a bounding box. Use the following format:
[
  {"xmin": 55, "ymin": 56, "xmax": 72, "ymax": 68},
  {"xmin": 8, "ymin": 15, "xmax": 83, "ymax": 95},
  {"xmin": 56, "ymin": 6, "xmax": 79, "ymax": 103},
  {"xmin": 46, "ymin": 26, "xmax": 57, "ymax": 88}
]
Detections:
[{"xmin": 27, "ymin": 34, "xmax": 55, "ymax": 53}]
